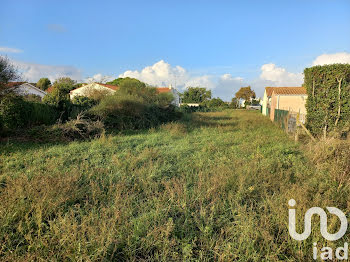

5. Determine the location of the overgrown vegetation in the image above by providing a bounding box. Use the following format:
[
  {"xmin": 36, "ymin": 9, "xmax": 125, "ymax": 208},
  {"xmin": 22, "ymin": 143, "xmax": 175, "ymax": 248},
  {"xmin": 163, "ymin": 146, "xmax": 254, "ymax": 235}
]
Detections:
[
  {"xmin": 1, "ymin": 110, "xmax": 346, "ymax": 260},
  {"xmin": 90, "ymin": 93, "xmax": 180, "ymax": 130},
  {"xmin": 305, "ymin": 64, "xmax": 350, "ymax": 138},
  {"xmin": 1, "ymin": 73, "xmax": 181, "ymax": 136}
]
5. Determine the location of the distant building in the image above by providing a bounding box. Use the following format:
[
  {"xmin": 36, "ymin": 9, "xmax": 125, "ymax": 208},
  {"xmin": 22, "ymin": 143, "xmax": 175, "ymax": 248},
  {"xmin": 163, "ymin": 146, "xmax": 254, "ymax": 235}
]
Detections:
[
  {"xmin": 262, "ymin": 87, "xmax": 275, "ymax": 116},
  {"xmin": 69, "ymin": 82, "xmax": 181, "ymax": 106},
  {"xmin": 7, "ymin": 82, "xmax": 47, "ymax": 99},
  {"xmin": 180, "ymin": 103, "xmax": 200, "ymax": 107},
  {"xmin": 156, "ymin": 86, "xmax": 181, "ymax": 107},
  {"xmin": 263, "ymin": 87, "xmax": 307, "ymax": 121},
  {"xmin": 69, "ymin": 83, "xmax": 118, "ymax": 99}
]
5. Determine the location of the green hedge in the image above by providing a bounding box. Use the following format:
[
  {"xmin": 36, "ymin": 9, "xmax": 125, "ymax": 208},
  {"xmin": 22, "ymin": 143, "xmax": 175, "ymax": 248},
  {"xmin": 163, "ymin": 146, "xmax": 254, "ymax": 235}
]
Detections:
[
  {"xmin": 304, "ymin": 64, "xmax": 350, "ymax": 137},
  {"xmin": 0, "ymin": 95, "xmax": 60, "ymax": 131}
]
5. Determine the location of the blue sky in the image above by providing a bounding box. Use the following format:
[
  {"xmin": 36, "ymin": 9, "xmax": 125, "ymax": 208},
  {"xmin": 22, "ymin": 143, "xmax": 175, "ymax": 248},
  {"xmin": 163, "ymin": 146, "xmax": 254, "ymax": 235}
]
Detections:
[{"xmin": 1, "ymin": 0, "xmax": 350, "ymax": 99}]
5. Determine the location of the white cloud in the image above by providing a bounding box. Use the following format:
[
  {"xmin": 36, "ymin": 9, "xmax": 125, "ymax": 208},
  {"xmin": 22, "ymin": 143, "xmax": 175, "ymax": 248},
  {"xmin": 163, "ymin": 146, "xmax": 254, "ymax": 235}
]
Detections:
[
  {"xmin": 0, "ymin": 46, "xmax": 23, "ymax": 53},
  {"xmin": 185, "ymin": 75, "xmax": 215, "ymax": 89},
  {"xmin": 213, "ymin": 74, "xmax": 244, "ymax": 100},
  {"xmin": 245, "ymin": 63, "xmax": 305, "ymax": 97},
  {"xmin": 12, "ymin": 60, "xmax": 82, "ymax": 82},
  {"xmin": 118, "ymin": 60, "xmax": 245, "ymax": 101},
  {"xmin": 119, "ymin": 60, "xmax": 214, "ymax": 89},
  {"xmin": 85, "ymin": 73, "xmax": 114, "ymax": 83},
  {"xmin": 221, "ymin": 74, "xmax": 243, "ymax": 82},
  {"xmin": 259, "ymin": 63, "xmax": 303, "ymax": 86},
  {"xmin": 312, "ymin": 52, "xmax": 350, "ymax": 66}
]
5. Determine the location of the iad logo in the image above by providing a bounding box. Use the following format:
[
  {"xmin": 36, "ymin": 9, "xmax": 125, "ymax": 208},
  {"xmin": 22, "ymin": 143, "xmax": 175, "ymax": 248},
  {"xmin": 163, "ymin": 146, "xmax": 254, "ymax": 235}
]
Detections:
[
  {"xmin": 288, "ymin": 199, "xmax": 347, "ymax": 241},
  {"xmin": 288, "ymin": 199, "xmax": 348, "ymax": 260}
]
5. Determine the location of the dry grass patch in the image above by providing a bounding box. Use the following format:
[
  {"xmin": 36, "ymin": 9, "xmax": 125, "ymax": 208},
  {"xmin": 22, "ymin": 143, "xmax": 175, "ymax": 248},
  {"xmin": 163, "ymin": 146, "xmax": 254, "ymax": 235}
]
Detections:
[{"xmin": 160, "ymin": 122, "xmax": 187, "ymax": 136}]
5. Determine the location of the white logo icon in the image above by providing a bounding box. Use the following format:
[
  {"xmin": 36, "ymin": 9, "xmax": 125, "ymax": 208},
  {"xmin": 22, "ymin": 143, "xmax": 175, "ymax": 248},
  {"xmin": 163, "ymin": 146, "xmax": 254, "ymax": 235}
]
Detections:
[{"xmin": 288, "ymin": 199, "xmax": 347, "ymax": 241}]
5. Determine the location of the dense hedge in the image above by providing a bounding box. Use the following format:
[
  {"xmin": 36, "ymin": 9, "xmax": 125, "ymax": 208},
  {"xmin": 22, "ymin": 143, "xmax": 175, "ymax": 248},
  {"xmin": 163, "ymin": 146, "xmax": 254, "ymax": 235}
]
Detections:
[
  {"xmin": 0, "ymin": 95, "xmax": 94, "ymax": 134},
  {"xmin": 304, "ymin": 64, "xmax": 350, "ymax": 137},
  {"xmin": 0, "ymin": 95, "xmax": 60, "ymax": 130}
]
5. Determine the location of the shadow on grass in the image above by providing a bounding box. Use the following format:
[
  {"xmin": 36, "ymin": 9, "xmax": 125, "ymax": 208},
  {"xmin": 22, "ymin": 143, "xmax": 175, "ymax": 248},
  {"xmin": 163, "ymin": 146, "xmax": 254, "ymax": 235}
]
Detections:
[
  {"xmin": 0, "ymin": 138, "xmax": 70, "ymax": 155},
  {"xmin": 182, "ymin": 112, "xmax": 239, "ymax": 129}
]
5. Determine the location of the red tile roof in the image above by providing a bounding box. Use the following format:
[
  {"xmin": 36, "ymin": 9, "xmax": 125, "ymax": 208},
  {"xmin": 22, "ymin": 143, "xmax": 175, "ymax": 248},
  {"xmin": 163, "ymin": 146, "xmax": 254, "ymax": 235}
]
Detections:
[
  {"xmin": 266, "ymin": 87, "xmax": 306, "ymax": 96},
  {"xmin": 265, "ymin": 87, "xmax": 275, "ymax": 97},
  {"xmin": 157, "ymin": 87, "xmax": 171, "ymax": 93},
  {"xmin": 272, "ymin": 87, "xmax": 306, "ymax": 95},
  {"xmin": 5, "ymin": 82, "xmax": 25, "ymax": 88},
  {"xmin": 46, "ymin": 86, "xmax": 55, "ymax": 93},
  {"xmin": 97, "ymin": 83, "xmax": 119, "ymax": 90}
]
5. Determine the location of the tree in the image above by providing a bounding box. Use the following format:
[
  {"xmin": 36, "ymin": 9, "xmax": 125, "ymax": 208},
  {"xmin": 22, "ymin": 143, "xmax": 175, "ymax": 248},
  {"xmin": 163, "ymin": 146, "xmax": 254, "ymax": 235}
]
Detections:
[
  {"xmin": 42, "ymin": 77, "xmax": 75, "ymax": 108},
  {"xmin": 115, "ymin": 77, "xmax": 164, "ymax": 104},
  {"xmin": 43, "ymin": 86, "xmax": 70, "ymax": 107},
  {"xmin": 0, "ymin": 56, "xmax": 21, "ymax": 97},
  {"xmin": 182, "ymin": 87, "xmax": 212, "ymax": 103},
  {"xmin": 106, "ymin": 78, "xmax": 126, "ymax": 86},
  {"xmin": 230, "ymin": 97, "xmax": 239, "ymax": 109},
  {"xmin": 155, "ymin": 92, "xmax": 174, "ymax": 107},
  {"xmin": 203, "ymin": 97, "xmax": 227, "ymax": 108},
  {"xmin": 107, "ymin": 77, "xmax": 174, "ymax": 106},
  {"xmin": 53, "ymin": 77, "xmax": 76, "ymax": 92},
  {"xmin": 235, "ymin": 86, "xmax": 256, "ymax": 101},
  {"xmin": 106, "ymin": 77, "xmax": 145, "ymax": 88},
  {"xmin": 36, "ymin": 78, "xmax": 51, "ymax": 91}
]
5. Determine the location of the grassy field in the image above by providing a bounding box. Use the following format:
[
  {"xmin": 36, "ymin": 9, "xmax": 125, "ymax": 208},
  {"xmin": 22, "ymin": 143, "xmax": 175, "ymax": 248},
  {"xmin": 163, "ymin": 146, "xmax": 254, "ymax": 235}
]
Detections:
[{"xmin": 1, "ymin": 110, "xmax": 349, "ymax": 261}]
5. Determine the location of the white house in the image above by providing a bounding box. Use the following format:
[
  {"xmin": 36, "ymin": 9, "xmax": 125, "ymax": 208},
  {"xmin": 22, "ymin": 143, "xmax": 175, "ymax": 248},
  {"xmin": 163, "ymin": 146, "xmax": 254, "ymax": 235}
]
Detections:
[
  {"xmin": 10, "ymin": 82, "xmax": 47, "ymax": 99},
  {"xmin": 69, "ymin": 83, "xmax": 118, "ymax": 99},
  {"xmin": 157, "ymin": 85, "xmax": 181, "ymax": 107}
]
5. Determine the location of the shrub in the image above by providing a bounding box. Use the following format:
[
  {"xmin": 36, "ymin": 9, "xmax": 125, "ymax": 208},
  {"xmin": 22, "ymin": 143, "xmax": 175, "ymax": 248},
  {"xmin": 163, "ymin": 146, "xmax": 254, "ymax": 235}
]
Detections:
[
  {"xmin": 90, "ymin": 94, "xmax": 146, "ymax": 129},
  {"xmin": 0, "ymin": 95, "xmax": 59, "ymax": 132},
  {"xmin": 179, "ymin": 104, "xmax": 209, "ymax": 113},
  {"xmin": 0, "ymin": 114, "xmax": 3, "ymax": 135},
  {"xmin": 0, "ymin": 95, "xmax": 28, "ymax": 129},
  {"xmin": 71, "ymin": 95, "xmax": 97, "ymax": 108},
  {"xmin": 304, "ymin": 64, "xmax": 350, "ymax": 137},
  {"xmin": 43, "ymin": 87, "xmax": 70, "ymax": 108},
  {"xmin": 23, "ymin": 94, "xmax": 42, "ymax": 102},
  {"xmin": 202, "ymin": 97, "xmax": 228, "ymax": 109},
  {"xmin": 90, "ymin": 94, "xmax": 181, "ymax": 130},
  {"xmin": 179, "ymin": 103, "xmax": 229, "ymax": 113},
  {"xmin": 26, "ymin": 101, "xmax": 60, "ymax": 125}
]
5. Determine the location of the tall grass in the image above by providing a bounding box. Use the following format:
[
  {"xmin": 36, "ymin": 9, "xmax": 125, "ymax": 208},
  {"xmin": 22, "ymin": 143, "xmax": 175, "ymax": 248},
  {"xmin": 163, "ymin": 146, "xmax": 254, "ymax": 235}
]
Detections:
[{"xmin": 0, "ymin": 110, "xmax": 348, "ymax": 261}]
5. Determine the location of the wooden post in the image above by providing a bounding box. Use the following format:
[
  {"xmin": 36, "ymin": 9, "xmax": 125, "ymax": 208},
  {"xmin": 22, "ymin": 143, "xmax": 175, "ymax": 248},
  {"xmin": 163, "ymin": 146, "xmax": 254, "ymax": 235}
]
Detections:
[
  {"xmin": 300, "ymin": 122, "xmax": 316, "ymax": 142},
  {"xmin": 295, "ymin": 126, "xmax": 299, "ymax": 142}
]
